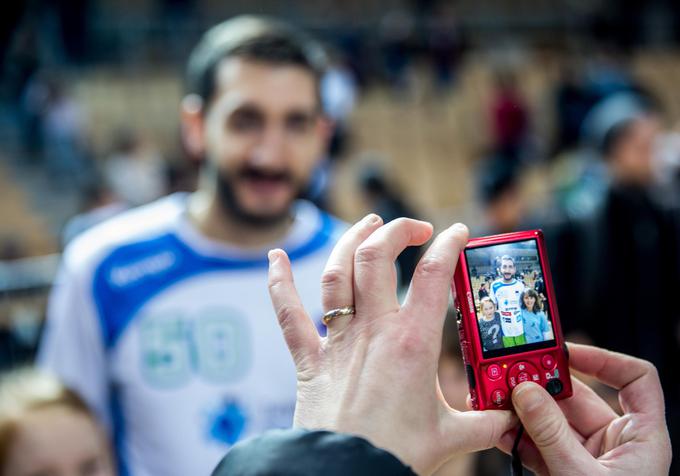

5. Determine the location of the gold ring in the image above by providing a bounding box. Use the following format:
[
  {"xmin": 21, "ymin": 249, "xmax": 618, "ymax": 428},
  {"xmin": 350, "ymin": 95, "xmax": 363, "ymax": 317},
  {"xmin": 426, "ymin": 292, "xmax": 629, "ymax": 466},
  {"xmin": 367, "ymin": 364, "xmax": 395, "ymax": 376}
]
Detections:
[{"xmin": 322, "ymin": 306, "xmax": 356, "ymax": 326}]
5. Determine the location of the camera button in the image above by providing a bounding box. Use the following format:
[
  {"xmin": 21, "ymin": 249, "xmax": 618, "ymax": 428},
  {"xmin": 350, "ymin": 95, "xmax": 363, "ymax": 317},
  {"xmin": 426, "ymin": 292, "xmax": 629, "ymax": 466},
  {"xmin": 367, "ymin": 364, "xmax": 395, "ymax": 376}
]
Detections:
[
  {"xmin": 517, "ymin": 371, "xmax": 530, "ymax": 383},
  {"xmin": 541, "ymin": 354, "xmax": 556, "ymax": 370},
  {"xmin": 546, "ymin": 378, "xmax": 563, "ymax": 396},
  {"xmin": 508, "ymin": 361, "xmax": 538, "ymax": 388},
  {"xmin": 487, "ymin": 364, "xmax": 503, "ymax": 380},
  {"xmin": 491, "ymin": 389, "xmax": 506, "ymax": 406}
]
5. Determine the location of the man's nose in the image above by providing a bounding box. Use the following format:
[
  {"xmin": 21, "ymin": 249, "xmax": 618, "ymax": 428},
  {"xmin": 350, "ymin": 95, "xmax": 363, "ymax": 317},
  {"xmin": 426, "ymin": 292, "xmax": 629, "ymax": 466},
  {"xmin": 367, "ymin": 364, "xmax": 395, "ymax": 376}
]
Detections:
[{"xmin": 251, "ymin": 125, "xmax": 287, "ymax": 167}]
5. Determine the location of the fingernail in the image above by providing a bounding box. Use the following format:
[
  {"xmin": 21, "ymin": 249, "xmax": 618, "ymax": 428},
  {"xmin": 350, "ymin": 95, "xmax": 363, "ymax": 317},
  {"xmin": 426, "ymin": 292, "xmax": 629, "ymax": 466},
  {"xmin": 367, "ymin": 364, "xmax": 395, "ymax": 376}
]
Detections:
[
  {"xmin": 513, "ymin": 383, "xmax": 545, "ymax": 413},
  {"xmin": 267, "ymin": 249, "xmax": 279, "ymax": 264},
  {"xmin": 366, "ymin": 213, "xmax": 382, "ymax": 225},
  {"xmin": 451, "ymin": 222, "xmax": 467, "ymax": 232}
]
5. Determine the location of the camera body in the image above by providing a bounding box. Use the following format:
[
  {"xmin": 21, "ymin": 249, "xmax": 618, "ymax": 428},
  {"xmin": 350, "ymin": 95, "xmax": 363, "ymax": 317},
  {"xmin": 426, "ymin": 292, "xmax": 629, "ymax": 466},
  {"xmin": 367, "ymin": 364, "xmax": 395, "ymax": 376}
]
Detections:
[{"xmin": 452, "ymin": 230, "xmax": 572, "ymax": 410}]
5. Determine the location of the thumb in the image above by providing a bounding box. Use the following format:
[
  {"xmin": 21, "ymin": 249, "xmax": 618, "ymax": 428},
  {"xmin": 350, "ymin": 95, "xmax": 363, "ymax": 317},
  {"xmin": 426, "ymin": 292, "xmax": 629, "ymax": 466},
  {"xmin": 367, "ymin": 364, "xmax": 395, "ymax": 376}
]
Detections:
[{"xmin": 512, "ymin": 382, "xmax": 593, "ymax": 473}]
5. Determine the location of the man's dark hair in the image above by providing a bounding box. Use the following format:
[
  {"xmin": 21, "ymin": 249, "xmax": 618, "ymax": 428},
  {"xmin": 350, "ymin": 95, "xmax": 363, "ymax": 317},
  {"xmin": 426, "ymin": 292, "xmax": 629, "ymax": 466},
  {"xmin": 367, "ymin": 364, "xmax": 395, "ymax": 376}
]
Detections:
[
  {"xmin": 500, "ymin": 255, "xmax": 515, "ymax": 266},
  {"xmin": 186, "ymin": 16, "xmax": 327, "ymax": 109}
]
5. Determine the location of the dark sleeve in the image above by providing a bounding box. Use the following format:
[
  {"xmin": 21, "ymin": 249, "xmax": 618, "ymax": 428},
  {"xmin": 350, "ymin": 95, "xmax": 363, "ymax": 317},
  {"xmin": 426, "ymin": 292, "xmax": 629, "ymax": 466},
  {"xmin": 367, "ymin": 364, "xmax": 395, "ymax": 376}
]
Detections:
[{"xmin": 211, "ymin": 429, "xmax": 418, "ymax": 476}]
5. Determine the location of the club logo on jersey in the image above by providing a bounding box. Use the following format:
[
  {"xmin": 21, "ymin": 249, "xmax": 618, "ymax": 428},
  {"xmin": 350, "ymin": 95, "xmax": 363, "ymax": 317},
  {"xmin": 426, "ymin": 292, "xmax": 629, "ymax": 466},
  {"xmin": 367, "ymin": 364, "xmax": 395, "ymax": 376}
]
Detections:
[
  {"xmin": 208, "ymin": 399, "xmax": 247, "ymax": 446},
  {"xmin": 139, "ymin": 308, "xmax": 252, "ymax": 388}
]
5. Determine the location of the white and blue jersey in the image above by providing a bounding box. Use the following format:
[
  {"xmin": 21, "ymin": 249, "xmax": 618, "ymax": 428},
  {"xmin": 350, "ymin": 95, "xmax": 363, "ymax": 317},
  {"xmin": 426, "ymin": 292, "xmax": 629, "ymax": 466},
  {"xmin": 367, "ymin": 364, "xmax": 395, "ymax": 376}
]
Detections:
[
  {"xmin": 489, "ymin": 279, "xmax": 525, "ymax": 338},
  {"xmin": 39, "ymin": 194, "xmax": 345, "ymax": 476}
]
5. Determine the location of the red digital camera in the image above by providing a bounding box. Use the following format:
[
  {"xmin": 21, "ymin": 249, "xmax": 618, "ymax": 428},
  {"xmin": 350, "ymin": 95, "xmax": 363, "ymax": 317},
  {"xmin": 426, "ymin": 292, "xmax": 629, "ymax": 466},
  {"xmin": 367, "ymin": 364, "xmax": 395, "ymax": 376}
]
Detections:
[{"xmin": 452, "ymin": 230, "xmax": 572, "ymax": 410}]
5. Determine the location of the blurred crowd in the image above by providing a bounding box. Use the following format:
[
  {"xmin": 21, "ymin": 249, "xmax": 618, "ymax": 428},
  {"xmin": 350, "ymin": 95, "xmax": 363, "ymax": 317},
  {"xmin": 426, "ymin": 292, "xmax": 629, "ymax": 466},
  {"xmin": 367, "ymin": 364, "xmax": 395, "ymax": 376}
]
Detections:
[{"xmin": 1, "ymin": 1, "xmax": 679, "ymax": 475}]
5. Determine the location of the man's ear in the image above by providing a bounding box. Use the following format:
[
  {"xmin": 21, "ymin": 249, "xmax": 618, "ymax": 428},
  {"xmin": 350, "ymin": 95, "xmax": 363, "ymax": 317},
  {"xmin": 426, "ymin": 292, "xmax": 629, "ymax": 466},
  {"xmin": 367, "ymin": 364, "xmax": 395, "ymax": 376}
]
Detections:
[{"xmin": 181, "ymin": 94, "xmax": 205, "ymax": 162}]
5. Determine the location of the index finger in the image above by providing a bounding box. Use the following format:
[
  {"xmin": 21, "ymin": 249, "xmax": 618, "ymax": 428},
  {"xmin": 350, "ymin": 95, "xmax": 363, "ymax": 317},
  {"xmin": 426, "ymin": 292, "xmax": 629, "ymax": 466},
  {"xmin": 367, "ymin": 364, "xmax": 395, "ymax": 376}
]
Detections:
[
  {"xmin": 567, "ymin": 343, "xmax": 664, "ymax": 416},
  {"xmin": 353, "ymin": 218, "xmax": 433, "ymax": 317}
]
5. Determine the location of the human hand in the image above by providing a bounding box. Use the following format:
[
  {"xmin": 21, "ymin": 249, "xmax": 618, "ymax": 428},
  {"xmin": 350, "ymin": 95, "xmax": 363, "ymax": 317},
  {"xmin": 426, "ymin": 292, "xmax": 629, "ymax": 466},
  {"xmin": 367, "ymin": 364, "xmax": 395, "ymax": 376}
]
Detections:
[
  {"xmin": 267, "ymin": 216, "xmax": 516, "ymax": 475},
  {"xmin": 499, "ymin": 343, "xmax": 672, "ymax": 475}
]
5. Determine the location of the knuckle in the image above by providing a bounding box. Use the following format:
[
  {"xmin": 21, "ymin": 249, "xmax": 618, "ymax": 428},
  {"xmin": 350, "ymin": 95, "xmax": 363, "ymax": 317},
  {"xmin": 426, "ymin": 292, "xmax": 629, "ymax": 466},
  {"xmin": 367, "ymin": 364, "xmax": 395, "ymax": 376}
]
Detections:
[
  {"xmin": 532, "ymin": 414, "xmax": 569, "ymax": 449},
  {"xmin": 355, "ymin": 243, "xmax": 388, "ymax": 265},
  {"xmin": 416, "ymin": 255, "xmax": 449, "ymax": 279},
  {"xmin": 321, "ymin": 266, "xmax": 347, "ymax": 290},
  {"xmin": 394, "ymin": 330, "xmax": 426, "ymax": 359},
  {"xmin": 641, "ymin": 359, "xmax": 658, "ymax": 377},
  {"xmin": 276, "ymin": 303, "xmax": 300, "ymax": 328},
  {"xmin": 267, "ymin": 276, "xmax": 281, "ymax": 290},
  {"xmin": 267, "ymin": 271, "xmax": 285, "ymax": 290}
]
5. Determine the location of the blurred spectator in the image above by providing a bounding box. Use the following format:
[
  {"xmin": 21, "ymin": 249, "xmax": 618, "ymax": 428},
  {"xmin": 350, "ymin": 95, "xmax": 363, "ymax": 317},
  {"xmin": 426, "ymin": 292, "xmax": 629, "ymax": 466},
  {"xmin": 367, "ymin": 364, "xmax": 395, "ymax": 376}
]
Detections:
[
  {"xmin": 552, "ymin": 51, "xmax": 641, "ymax": 157},
  {"xmin": 549, "ymin": 93, "xmax": 680, "ymax": 473},
  {"xmin": 427, "ymin": 4, "xmax": 462, "ymax": 92},
  {"xmin": 360, "ymin": 166, "xmax": 421, "ymax": 288},
  {"xmin": 17, "ymin": 69, "xmax": 46, "ymax": 162},
  {"xmin": 489, "ymin": 69, "xmax": 529, "ymax": 164},
  {"xmin": 477, "ymin": 281, "xmax": 489, "ymax": 300},
  {"xmin": 42, "ymin": 76, "xmax": 91, "ymax": 187},
  {"xmin": 533, "ymin": 271, "xmax": 546, "ymax": 303},
  {"xmin": 582, "ymin": 50, "xmax": 637, "ymax": 100},
  {"xmin": 379, "ymin": 9, "xmax": 414, "ymax": 92},
  {"xmin": 103, "ymin": 129, "xmax": 167, "ymax": 206},
  {"xmin": 476, "ymin": 159, "xmax": 525, "ymax": 235},
  {"xmin": 61, "ymin": 181, "xmax": 127, "ymax": 247},
  {"xmin": 552, "ymin": 60, "xmax": 597, "ymax": 155},
  {"xmin": 39, "ymin": 16, "xmax": 344, "ymax": 476},
  {"xmin": 0, "ymin": 369, "xmax": 114, "ymax": 476}
]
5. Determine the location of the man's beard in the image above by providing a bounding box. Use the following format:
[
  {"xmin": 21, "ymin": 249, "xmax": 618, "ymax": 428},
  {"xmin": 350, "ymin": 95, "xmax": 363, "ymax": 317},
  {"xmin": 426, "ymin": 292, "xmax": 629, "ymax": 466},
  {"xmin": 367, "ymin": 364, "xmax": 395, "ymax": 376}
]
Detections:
[{"xmin": 214, "ymin": 166, "xmax": 301, "ymax": 228}]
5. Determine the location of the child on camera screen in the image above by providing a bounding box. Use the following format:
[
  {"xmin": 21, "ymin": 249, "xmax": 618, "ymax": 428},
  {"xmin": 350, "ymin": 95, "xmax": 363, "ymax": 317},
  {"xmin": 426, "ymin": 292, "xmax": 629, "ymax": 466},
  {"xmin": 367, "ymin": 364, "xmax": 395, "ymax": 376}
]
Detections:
[
  {"xmin": 520, "ymin": 289, "xmax": 553, "ymax": 343},
  {"xmin": 478, "ymin": 297, "xmax": 504, "ymax": 351}
]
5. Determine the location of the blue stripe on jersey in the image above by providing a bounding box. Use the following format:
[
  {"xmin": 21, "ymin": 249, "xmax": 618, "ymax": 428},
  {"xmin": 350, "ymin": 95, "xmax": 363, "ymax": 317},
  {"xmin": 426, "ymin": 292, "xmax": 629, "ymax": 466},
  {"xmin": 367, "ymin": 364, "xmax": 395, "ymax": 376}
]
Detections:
[
  {"xmin": 92, "ymin": 211, "xmax": 337, "ymax": 349},
  {"xmin": 491, "ymin": 279, "xmax": 517, "ymax": 294},
  {"xmin": 110, "ymin": 385, "xmax": 130, "ymax": 476}
]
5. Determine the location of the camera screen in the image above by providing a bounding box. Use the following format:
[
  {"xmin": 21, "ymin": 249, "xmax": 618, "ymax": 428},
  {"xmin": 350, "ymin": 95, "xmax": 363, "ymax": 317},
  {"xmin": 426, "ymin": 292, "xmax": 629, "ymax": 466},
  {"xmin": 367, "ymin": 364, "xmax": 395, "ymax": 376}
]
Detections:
[{"xmin": 464, "ymin": 238, "xmax": 556, "ymax": 359}]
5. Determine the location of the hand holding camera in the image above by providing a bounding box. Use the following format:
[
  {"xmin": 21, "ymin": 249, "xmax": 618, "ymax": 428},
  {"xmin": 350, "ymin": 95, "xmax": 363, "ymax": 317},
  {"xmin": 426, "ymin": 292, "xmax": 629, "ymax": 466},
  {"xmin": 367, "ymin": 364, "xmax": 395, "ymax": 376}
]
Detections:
[{"xmin": 266, "ymin": 217, "xmax": 671, "ymax": 475}]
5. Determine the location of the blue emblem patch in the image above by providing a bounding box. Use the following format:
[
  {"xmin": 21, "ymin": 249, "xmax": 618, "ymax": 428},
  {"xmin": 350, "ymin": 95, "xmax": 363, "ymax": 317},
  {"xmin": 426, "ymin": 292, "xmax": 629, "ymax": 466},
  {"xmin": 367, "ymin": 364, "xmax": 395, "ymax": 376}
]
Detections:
[{"xmin": 209, "ymin": 399, "xmax": 247, "ymax": 445}]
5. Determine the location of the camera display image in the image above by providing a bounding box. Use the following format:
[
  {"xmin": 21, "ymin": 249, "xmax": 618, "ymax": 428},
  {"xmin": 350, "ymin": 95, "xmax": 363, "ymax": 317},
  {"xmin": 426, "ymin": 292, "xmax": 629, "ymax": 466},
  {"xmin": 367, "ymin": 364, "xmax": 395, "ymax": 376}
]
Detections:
[{"xmin": 465, "ymin": 239, "xmax": 555, "ymax": 357}]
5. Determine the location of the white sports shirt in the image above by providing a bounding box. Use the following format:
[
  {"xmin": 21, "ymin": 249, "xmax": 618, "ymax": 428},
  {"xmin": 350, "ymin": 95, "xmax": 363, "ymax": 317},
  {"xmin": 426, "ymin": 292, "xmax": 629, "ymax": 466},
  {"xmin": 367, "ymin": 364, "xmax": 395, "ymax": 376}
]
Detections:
[
  {"xmin": 39, "ymin": 194, "xmax": 345, "ymax": 476},
  {"xmin": 490, "ymin": 279, "xmax": 525, "ymax": 337}
]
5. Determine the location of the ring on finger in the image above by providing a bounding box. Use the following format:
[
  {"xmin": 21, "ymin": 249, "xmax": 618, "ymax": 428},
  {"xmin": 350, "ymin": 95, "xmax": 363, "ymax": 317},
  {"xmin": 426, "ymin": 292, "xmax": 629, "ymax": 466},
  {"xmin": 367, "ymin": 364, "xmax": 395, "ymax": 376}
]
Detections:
[{"xmin": 322, "ymin": 305, "xmax": 356, "ymax": 326}]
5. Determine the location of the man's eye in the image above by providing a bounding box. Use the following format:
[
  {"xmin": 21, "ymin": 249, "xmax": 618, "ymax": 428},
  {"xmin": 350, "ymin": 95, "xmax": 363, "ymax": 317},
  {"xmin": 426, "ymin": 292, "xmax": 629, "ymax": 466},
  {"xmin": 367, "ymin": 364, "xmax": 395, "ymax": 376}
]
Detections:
[
  {"xmin": 230, "ymin": 112, "xmax": 262, "ymax": 131},
  {"xmin": 286, "ymin": 114, "xmax": 313, "ymax": 133}
]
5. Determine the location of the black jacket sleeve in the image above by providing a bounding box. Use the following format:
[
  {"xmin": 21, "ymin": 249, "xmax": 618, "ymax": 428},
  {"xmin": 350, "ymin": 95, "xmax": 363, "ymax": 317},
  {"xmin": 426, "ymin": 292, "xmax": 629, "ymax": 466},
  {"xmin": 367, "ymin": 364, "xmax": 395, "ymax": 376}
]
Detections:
[{"xmin": 211, "ymin": 429, "xmax": 418, "ymax": 476}]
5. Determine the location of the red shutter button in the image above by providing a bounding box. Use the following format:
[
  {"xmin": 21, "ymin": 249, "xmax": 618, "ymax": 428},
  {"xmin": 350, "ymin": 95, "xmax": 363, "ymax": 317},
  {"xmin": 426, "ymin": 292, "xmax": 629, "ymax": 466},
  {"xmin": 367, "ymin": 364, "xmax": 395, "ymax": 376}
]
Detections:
[
  {"xmin": 541, "ymin": 354, "xmax": 556, "ymax": 370},
  {"xmin": 491, "ymin": 389, "xmax": 506, "ymax": 406},
  {"xmin": 487, "ymin": 364, "xmax": 502, "ymax": 380}
]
